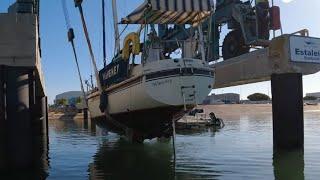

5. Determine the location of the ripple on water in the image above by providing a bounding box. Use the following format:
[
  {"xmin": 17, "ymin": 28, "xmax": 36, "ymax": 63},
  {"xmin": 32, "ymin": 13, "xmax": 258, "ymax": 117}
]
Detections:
[{"xmin": 44, "ymin": 109, "xmax": 320, "ymax": 180}]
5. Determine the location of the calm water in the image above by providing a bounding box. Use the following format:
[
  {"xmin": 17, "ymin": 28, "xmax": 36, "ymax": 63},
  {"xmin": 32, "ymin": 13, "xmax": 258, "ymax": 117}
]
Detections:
[{"xmin": 44, "ymin": 109, "xmax": 320, "ymax": 179}]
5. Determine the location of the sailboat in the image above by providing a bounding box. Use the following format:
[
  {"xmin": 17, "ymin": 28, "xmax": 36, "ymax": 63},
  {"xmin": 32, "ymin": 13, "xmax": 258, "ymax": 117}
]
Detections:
[{"xmin": 87, "ymin": 0, "xmax": 215, "ymax": 140}]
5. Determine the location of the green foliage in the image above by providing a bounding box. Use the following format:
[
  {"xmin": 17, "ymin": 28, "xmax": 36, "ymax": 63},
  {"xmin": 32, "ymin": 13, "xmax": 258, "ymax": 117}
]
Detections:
[
  {"xmin": 75, "ymin": 96, "xmax": 82, "ymax": 104},
  {"xmin": 303, "ymin": 96, "xmax": 317, "ymax": 101},
  {"xmin": 247, "ymin": 93, "xmax": 270, "ymax": 101},
  {"xmin": 56, "ymin": 98, "xmax": 67, "ymax": 106}
]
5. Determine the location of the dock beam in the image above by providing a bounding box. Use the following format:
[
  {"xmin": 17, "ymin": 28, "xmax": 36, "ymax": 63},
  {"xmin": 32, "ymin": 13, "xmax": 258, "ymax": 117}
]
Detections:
[
  {"xmin": 271, "ymin": 73, "xmax": 304, "ymax": 150},
  {"xmin": 212, "ymin": 35, "xmax": 320, "ymax": 150}
]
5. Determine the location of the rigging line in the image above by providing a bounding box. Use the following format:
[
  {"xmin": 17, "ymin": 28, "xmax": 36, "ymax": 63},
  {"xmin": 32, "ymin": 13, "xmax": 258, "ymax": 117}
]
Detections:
[
  {"xmin": 119, "ymin": 24, "xmax": 129, "ymax": 39},
  {"xmin": 75, "ymin": 2, "xmax": 128, "ymax": 132},
  {"xmin": 102, "ymin": 0, "xmax": 107, "ymax": 67},
  {"xmin": 61, "ymin": 0, "xmax": 71, "ymax": 30},
  {"xmin": 70, "ymin": 38, "xmax": 88, "ymax": 108},
  {"xmin": 61, "ymin": 0, "xmax": 88, "ymax": 108},
  {"xmin": 77, "ymin": 4, "xmax": 101, "ymax": 91}
]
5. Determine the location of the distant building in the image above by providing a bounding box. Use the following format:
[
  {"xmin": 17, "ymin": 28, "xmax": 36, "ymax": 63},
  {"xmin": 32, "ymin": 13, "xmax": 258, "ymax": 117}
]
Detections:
[
  {"xmin": 55, "ymin": 91, "xmax": 82, "ymax": 106},
  {"xmin": 8, "ymin": 1, "xmax": 35, "ymax": 14},
  {"xmin": 306, "ymin": 92, "xmax": 320, "ymax": 99},
  {"xmin": 202, "ymin": 93, "xmax": 240, "ymax": 105},
  {"xmin": 306, "ymin": 92, "xmax": 320, "ymax": 102}
]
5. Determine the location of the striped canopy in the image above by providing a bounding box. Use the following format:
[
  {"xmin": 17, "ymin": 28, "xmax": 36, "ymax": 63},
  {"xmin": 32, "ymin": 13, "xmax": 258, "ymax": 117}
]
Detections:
[{"xmin": 121, "ymin": 0, "xmax": 214, "ymax": 25}]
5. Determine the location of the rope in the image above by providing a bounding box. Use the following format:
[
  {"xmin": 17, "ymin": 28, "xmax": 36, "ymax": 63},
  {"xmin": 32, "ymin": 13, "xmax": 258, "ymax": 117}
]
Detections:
[
  {"xmin": 76, "ymin": 3, "xmax": 131, "ymax": 135},
  {"xmin": 70, "ymin": 40, "xmax": 88, "ymax": 108},
  {"xmin": 61, "ymin": 0, "xmax": 88, "ymax": 108},
  {"xmin": 77, "ymin": 5, "xmax": 102, "ymax": 91},
  {"xmin": 61, "ymin": 0, "xmax": 71, "ymax": 30},
  {"xmin": 102, "ymin": 0, "xmax": 106, "ymax": 67}
]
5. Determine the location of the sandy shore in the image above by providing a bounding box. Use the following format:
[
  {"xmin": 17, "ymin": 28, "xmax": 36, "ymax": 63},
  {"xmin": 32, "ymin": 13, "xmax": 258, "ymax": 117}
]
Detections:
[
  {"xmin": 198, "ymin": 104, "xmax": 320, "ymax": 119},
  {"xmin": 49, "ymin": 104, "xmax": 320, "ymax": 121},
  {"xmin": 48, "ymin": 111, "xmax": 85, "ymax": 120}
]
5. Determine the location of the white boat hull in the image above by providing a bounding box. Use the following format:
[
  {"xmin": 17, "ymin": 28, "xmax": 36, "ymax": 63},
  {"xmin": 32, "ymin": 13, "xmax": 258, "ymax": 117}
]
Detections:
[{"xmin": 87, "ymin": 58, "xmax": 214, "ymax": 138}]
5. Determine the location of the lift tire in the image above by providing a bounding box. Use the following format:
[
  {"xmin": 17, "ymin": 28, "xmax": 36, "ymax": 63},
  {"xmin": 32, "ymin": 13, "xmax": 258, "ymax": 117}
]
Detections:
[{"xmin": 222, "ymin": 30, "xmax": 250, "ymax": 60}]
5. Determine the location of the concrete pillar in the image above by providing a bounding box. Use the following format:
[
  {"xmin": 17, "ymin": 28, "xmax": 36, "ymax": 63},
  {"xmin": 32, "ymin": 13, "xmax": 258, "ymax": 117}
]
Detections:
[
  {"xmin": 6, "ymin": 67, "xmax": 33, "ymax": 169},
  {"xmin": 41, "ymin": 96, "xmax": 48, "ymax": 137},
  {"xmin": 29, "ymin": 70, "xmax": 41, "ymax": 137},
  {"xmin": 0, "ymin": 66, "xmax": 6, "ymax": 169},
  {"xmin": 0, "ymin": 67, "xmax": 49, "ymax": 173},
  {"xmin": 273, "ymin": 150, "xmax": 304, "ymax": 180},
  {"xmin": 271, "ymin": 73, "xmax": 304, "ymax": 150}
]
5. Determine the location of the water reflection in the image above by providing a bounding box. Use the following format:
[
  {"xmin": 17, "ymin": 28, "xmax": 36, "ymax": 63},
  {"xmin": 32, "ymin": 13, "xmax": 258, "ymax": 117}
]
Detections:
[
  {"xmin": 89, "ymin": 139, "xmax": 174, "ymax": 180},
  {"xmin": 273, "ymin": 150, "xmax": 305, "ymax": 180},
  {"xmin": 46, "ymin": 106, "xmax": 320, "ymax": 179},
  {"xmin": 177, "ymin": 127, "xmax": 220, "ymax": 136},
  {"xmin": 0, "ymin": 134, "xmax": 49, "ymax": 180}
]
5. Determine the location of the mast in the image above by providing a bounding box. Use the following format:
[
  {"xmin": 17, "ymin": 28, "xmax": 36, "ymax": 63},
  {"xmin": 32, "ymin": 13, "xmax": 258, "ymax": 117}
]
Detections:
[
  {"xmin": 75, "ymin": 2, "xmax": 103, "ymax": 92},
  {"xmin": 112, "ymin": 0, "xmax": 120, "ymax": 54},
  {"xmin": 102, "ymin": 0, "xmax": 107, "ymax": 66}
]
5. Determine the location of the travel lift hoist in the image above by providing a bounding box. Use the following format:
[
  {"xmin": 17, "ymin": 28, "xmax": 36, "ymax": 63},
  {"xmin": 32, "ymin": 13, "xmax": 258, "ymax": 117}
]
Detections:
[
  {"xmin": 158, "ymin": 0, "xmax": 281, "ymax": 61},
  {"xmin": 68, "ymin": 0, "xmax": 281, "ymax": 143}
]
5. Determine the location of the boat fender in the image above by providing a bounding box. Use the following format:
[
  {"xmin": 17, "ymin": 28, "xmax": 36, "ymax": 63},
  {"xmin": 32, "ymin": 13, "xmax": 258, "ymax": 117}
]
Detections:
[
  {"xmin": 99, "ymin": 91, "xmax": 108, "ymax": 113},
  {"xmin": 122, "ymin": 32, "xmax": 140, "ymax": 60}
]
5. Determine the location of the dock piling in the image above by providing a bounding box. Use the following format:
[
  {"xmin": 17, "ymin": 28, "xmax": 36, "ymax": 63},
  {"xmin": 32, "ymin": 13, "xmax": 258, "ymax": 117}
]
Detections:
[
  {"xmin": 0, "ymin": 66, "xmax": 48, "ymax": 171},
  {"xmin": 271, "ymin": 73, "xmax": 304, "ymax": 150},
  {"xmin": 6, "ymin": 67, "xmax": 33, "ymax": 169},
  {"xmin": 41, "ymin": 96, "xmax": 49, "ymax": 137}
]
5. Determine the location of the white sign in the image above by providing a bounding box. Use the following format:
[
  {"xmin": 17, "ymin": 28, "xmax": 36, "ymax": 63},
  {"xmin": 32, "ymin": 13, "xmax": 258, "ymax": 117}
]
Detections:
[{"xmin": 290, "ymin": 36, "xmax": 320, "ymax": 64}]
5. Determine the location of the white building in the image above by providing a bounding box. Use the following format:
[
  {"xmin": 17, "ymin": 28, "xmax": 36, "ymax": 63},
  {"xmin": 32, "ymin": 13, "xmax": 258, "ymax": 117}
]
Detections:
[
  {"xmin": 55, "ymin": 91, "xmax": 82, "ymax": 105},
  {"xmin": 203, "ymin": 93, "xmax": 240, "ymax": 105},
  {"xmin": 306, "ymin": 92, "xmax": 320, "ymax": 101},
  {"xmin": 306, "ymin": 92, "xmax": 320, "ymax": 98}
]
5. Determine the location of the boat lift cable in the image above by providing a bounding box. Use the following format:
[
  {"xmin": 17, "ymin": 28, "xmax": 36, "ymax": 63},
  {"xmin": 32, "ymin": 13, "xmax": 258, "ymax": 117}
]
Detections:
[
  {"xmin": 61, "ymin": 0, "xmax": 71, "ymax": 29},
  {"xmin": 102, "ymin": 0, "xmax": 107, "ymax": 67},
  {"xmin": 74, "ymin": 1, "xmax": 102, "ymax": 92},
  {"xmin": 61, "ymin": 0, "xmax": 88, "ymax": 108},
  {"xmin": 74, "ymin": 0, "xmax": 129, "ymax": 134}
]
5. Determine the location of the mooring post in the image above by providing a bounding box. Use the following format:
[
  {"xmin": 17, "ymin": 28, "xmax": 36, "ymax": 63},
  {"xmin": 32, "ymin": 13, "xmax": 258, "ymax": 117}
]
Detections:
[{"xmin": 271, "ymin": 73, "xmax": 304, "ymax": 150}]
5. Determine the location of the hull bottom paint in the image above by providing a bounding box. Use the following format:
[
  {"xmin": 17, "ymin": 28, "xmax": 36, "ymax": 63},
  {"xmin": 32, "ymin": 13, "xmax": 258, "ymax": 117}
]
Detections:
[{"xmin": 92, "ymin": 105, "xmax": 193, "ymax": 140}]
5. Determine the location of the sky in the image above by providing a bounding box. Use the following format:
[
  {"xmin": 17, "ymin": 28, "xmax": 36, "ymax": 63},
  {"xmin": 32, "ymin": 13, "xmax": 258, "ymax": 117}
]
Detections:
[{"xmin": 1, "ymin": 0, "xmax": 320, "ymax": 103}]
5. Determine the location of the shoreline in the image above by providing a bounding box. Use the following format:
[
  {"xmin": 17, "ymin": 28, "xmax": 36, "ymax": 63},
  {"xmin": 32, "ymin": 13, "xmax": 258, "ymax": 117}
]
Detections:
[{"xmin": 49, "ymin": 104, "xmax": 320, "ymax": 121}]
